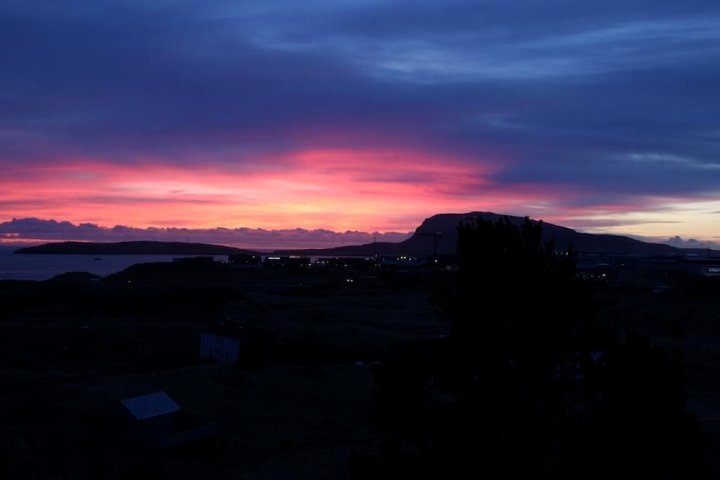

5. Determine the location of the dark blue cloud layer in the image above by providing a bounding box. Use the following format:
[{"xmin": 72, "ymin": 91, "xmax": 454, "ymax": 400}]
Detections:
[{"xmin": 1, "ymin": 0, "xmax": 719, "ymax": 200}]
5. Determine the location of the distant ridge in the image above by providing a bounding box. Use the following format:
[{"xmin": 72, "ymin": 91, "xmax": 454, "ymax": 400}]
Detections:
[
  {"xmin": 15, "ymin": 241, "xmax": 254, "ymax": 256},
  {"xmin": 274, "ymin": 212, "xmax": 680, "ymax": 257},
  {"xmin": 15, "ymin": 213, "xmax": 685, "ymax": 258}
]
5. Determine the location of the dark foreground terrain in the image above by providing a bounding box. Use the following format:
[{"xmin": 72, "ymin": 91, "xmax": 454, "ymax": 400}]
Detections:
[
  {"xmin": 0, "ymin": 262, "xmax": 443, "ymax": 478},
  {"xmin": 0, "ymin": 257, "xmax": 718, "ymax": 478}
]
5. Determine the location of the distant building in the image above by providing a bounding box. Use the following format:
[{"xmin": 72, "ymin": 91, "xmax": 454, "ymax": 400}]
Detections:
[
  {"xmin": 314, "ymin": 257, "xmax": 375, "ymax": 270},
  {"xmin": 677, "ymin": 259, "xmax": 720, "ymax": 278},
  {"xmin": 263, "ymin": 256, "xmax": 311, "ymax": 269},
  {"xmin": 119, "ymin": 391, "xmax": 217, "ymax": 448},
  {"xmin": 707, "ymin": 265, "xmax": 720, "ymax": 277},
  {"xmin": 378, "ymin": 255, "xmax": 426, "ymax": 269},
  {"xmin": 229, "ymin": 253, "xmax": 262, "ymax": 266},
  {"xmin": 285, "ymin": 256, "xmax": 311, "ymax": 269}
]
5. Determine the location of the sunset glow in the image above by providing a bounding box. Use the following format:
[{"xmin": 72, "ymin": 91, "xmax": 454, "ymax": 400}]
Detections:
[
  {"xmin": 1, "ymin": 1, "xmax": 719, "ymax": 247},
  {"xmin": 1, "ymin": 148, "xmax": 498, "ymax": 231}
]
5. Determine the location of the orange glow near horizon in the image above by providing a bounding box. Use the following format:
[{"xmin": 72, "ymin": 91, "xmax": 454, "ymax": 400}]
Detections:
[
  {"xmin": 2, "ymin": 148, "xmax": 719, "ymax": 244},
  {"xmin": 0, "ymin": 148, "xmax": 508, "ymax": 232}
]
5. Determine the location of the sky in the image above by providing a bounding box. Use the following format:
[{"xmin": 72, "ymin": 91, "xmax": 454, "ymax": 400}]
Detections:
[{"xmin": 1, "ymin": 0, "xmax": 719, "ymax": 248}]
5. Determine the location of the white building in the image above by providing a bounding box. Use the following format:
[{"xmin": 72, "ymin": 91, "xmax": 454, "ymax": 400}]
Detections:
[{"xmin": 200, "ymin": 323, "xmax": 244, "ymax": 364}]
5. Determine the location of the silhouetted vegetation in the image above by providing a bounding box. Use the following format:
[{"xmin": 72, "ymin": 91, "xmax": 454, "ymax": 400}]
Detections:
[{"xmin": 357, "ymin": 216, "xmax": 710, "ymax": 478}]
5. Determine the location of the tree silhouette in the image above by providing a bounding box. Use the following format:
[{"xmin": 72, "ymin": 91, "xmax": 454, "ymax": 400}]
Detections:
[{"xmin": 354, "ymin": 215, "xmax": 709, "ymax": 479}]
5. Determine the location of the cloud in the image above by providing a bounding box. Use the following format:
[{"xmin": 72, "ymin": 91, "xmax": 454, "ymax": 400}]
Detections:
[
  {"xmin": 0, "ymin": 218, "xmax": 412, "ymax": 251},
  {"xmin": 1, "ymin": 0, "xmax": 720, "ymax": 238},
  {"xmin": 664, "ymin": 235, "xmax": 719, "ymax": 249}
]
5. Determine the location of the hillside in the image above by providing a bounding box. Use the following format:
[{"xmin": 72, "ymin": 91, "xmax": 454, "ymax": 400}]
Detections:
[
  {"xmin": 275, "ymin": 212, "xmax": 680, "ymax": 257},
  {"xmin": 14, "ymin": 213, "xmax": 685, "ymax": 258},
  {"xmin": 403, "ymin": 211, "xmax": 680, "ymax": 256}
]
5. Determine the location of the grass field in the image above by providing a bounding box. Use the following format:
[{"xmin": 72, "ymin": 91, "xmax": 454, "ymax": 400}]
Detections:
[{"xmin": 1, "ymin": 263, "xmax": 718, "ymax": 477}]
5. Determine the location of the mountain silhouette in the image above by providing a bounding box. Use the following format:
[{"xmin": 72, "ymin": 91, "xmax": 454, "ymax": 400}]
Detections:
[
  {"xmin": 274, "ymin": 212, "xmax": 679, "ymax": 257},
  {"xmin": 14, "ymin": 213, "xmax": 680, "ymax": 257}
]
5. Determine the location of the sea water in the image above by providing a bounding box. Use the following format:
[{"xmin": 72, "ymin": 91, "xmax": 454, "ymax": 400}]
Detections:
[{"xmin": 0, "ymin": 246, "xmax": 227, "ymax": 281}]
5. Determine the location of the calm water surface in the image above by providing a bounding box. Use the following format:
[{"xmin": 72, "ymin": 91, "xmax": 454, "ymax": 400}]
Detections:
[{"xmin": 0, "ymin": 246, "xmax": 228, "ymax": 280}]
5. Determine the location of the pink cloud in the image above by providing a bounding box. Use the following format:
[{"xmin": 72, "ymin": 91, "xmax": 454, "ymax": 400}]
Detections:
[
  {"xmin": 6, "ymin": 145, "xmax": 707, "ymax": 240},
  {"xmin": 1, "ymin": 147, "xmax": 506, "ymax": 232}
]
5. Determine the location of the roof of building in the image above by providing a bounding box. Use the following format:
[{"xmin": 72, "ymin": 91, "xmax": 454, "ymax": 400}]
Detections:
[{"xmin": 121, "ymin": 391, "xmax": 180, "ymax": 420}]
